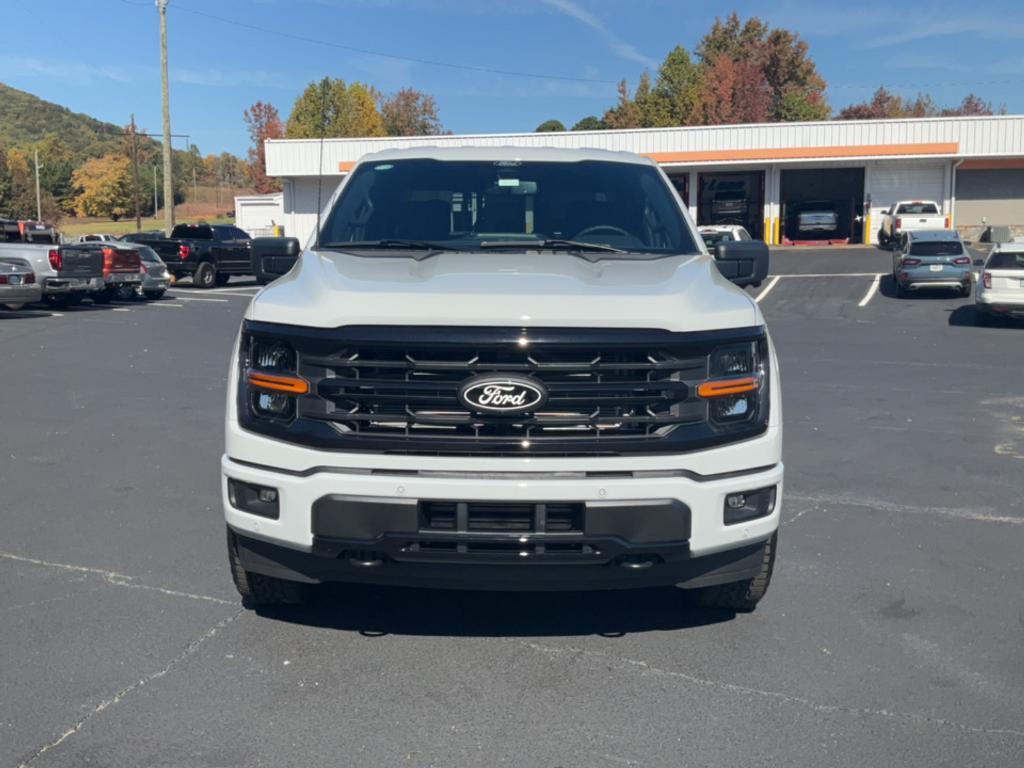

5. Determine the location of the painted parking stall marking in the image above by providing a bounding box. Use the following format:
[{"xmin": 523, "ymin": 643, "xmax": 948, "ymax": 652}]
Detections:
[{"xmin": 858, "ymin": 274, "xmax": 883, "ymax": 307}]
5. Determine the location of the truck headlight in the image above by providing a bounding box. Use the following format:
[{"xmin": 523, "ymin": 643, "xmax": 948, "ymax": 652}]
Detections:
[
  {"xmin": 699, "ymin": 341, "xmax": 765, "ymax": 426},
  {"xmin": 243, "ymin": 337, "xmax": 307, "ymax": 421}
]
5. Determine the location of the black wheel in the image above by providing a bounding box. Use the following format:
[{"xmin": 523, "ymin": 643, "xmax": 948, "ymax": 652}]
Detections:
[
  {"xmin": 143, "ymin": 289, "xmax": 166, "ymax": 300},
  {"xmin": 878, "ymin": 228, "xmax": 888, "ymax": 247},
  {"xmin": 91, "ymin": 289, "xmax": 112, "ymax": 305},
  {"xmin": 43, "ymin": 294, "xmax": 70, "ymax": 308},
  {"xmin": 894, "ymin": 279, "xmax": 905, "ymax": 298},
  {"xmin": 227, "ymin": 528, "xmax": 308, "ymax": 606},
  {"xmin": 193, "ymin": 261, "xmax": 216, "ymax": 289},
  {"xmin": 696, "ymin": 533, "xmax": 776, "ymax": 613},
  {"xmin": 215, "ymin": 273, "xmax": 231, "ymax": 286},
  {"xmin": 960, "ymin": 283, "xmax": 972, "ymax": 298},
  {"xmin": 116, "ymin": 284, "xmax": 137, "ymax": 300}
]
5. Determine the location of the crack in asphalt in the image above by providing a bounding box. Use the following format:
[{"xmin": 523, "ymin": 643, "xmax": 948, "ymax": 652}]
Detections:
[
  {"xmin": 16, "ymin": 609, "xmax": 244, "ymax": 767},
  {"xmin": 0, "ymin": 551, "xmax": 236, "ymax": 605},
  {"xmin": 784, "ymin": 493, "xmax": 1024, "ymax": 525},
  {"xmin": 518, "ymin": 641, "xmax": 1024, "ymax": 740}
]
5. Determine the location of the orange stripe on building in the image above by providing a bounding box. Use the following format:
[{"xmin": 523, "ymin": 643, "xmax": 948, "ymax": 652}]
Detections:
[
  {"xmin": 645, "ymin": 143, "xmax": 958, "ymax": 164},
  {"xmin": 958, "ymin": 158, "xmax": 1024, "ymax": 170},
  {"xmin": 338, "ymin": 161, "xmax": 356, "ymax": 172}
]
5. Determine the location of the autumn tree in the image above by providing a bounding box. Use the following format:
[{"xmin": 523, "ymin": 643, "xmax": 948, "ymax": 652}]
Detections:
[
  {"xmin": 243, "ymin": 101, "xmax": 283, "ymax": 194},
  {"xmin": 535, "ymin": 119, "xmax": 566, "ymax": 132},
  {"xmin": 380, "ymin": 88, "xmax": 444, "ymax": 136},
  {"xmin": 602, "ymin": 80, "xmax": 643, "ymax": 129},
  {"xmin": 285, "ymin": 79, "xmax": 386, "ymax": 139},
  {"xmin": 71, "ymin": 154, "xmax": 134, "ymax": 219},
  {"xmin": 835, "ymin": 88, "xmax": 997, "ymax": 120}
]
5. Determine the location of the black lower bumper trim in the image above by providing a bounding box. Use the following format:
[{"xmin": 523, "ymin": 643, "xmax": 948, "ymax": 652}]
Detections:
[{"xmin": 232, "ymin": 530, "xmax": 769, "ymax": 592}]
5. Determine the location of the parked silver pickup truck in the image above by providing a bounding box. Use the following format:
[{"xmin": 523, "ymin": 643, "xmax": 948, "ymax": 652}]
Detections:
[{"xmin": 0, "ymin": 243, "xmax": 105, "ymax": 307}]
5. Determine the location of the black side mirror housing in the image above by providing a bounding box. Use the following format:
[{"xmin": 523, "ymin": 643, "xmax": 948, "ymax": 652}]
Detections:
[
  {"xmin": 251, "ymin": 236, "xmax": 301, "ymax": 285},
  {"xmin": 713, "ymin": 240, "xmax": 770, "ymax": 288}
]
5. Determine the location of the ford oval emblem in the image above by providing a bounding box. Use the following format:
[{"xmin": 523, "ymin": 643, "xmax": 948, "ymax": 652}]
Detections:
[{"xmin": 458, "ymin": 375, "xmax": 548, "ymax": 414}]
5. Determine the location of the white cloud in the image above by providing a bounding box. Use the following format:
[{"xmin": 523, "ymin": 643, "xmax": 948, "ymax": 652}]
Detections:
[
  {"xmin": 861, "ymin": 18, "xmax": 1024, "ymax": 49},
  {"xmin": 172, "ymin": 68, "xmax": 295, "ymax": 89},
  {"xmin": 0, "ymin": 56, "xmax": 132, "ymax": 85},
  {"xmin": 540, "ymin": 0, "xmax": 658, "ymax": 69}
]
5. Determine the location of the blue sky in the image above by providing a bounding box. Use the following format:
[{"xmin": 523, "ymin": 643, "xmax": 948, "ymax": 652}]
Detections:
[{"xmin": 3, "ymin": 0, "xmax": 1022, "ymax": 157}]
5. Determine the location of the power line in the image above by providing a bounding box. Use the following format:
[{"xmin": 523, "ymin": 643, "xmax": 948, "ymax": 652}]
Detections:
[{"xmin": 115, "ymin": 0, "xmax": 617, "ymax": 85}]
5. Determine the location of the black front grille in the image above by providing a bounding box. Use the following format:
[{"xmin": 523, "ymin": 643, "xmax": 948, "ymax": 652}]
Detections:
[
  {"xmin": 303, "ymin": 342, "xmax": 706, "ymax": 443},
  {"xmin": 240, "ymin": 323, "xmax": 768, "ymax": 456},
  {"xmin": 420, "ymin": 501, "xmax": 584, "ymax": 534}
]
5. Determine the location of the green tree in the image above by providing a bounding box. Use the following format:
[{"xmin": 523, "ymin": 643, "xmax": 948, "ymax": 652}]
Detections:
[
  {"xmin": 285, "ymin": 78, "xmax": 386, "ymax": 139},
  {"xmin": 571, "ymin": 115, "xmax": 606, "ymax": 131},
  {"xmin": 602, "ymin": 80, "xmax": 643, "ymax": 129},
  {"xmin": 535, "ymin": 119, "xmax": 566, "ymax": 132},
  {"xmin": 651, "ymin": 46, "xmax": 704, "ymax": 126},
  {"xmin": 71, "ymin": 154, "xmax": 134, "ymax": 219}
]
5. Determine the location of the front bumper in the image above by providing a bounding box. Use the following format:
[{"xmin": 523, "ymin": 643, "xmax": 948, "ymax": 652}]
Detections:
[
  {"xmin": 0, "ymin": 283, "xmax": 43, "ymax": 305},
  {"xmin": 222, "ymin": 454, "xmax": 783, "ymax": 591}
]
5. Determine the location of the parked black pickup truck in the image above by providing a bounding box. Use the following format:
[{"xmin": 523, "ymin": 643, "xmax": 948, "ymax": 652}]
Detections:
[{"xmin": 132, "ymin": 224, "xmax": 252, "ymax": 288}]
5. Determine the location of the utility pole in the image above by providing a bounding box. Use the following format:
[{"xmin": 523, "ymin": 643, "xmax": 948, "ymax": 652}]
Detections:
[
  {"xmin": 158, "ymin": 0, "xmax": 174, "ymax": 235},
  {"xmin": 129, "ymin": 115, "xmax": 142, "ymax": 231},
  {"xmin": 154, "ymin": 165, "xmax": 159, "ymax": 218},
  {"xmin": 33, "ymin": 150, "xmax": 43, "ymax": 222}
]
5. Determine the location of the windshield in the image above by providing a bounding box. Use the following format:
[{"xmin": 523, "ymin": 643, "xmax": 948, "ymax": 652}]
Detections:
[
  {"xmin": 987, "ymin": 251, "xmax": 1024, "ymax": 270},
  {"xmin": 319, "ymin": 159, "xmax": 698, "ymax": 255},
  {"xmin": 908, "ymin": 240, "xmax": 964, "ymax": 256},
  {"xmin": 896, "ymin": 203, "xmax": 939, "ymax": 215}
]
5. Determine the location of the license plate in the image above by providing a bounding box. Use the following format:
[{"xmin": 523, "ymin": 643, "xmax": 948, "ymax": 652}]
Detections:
[
  {"xmin": 930, "ymin": 264, "xmax": 943, "ymax": 272},
  {"xmin": 123, "ymin": 274, "xmax": 141, "ymax": 282},
  {"xmin": 9, "ymin": 274, "xmax": 22, "ymax": 285}
]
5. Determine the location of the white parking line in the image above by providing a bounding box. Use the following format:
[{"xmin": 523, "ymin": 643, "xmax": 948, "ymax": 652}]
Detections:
[
  {"xmin": 149, "ymin": 302, "xmax": 184, "ymax": 308},
  {"xmin": 754, "ymin": 275, "xmax": 781, "ymax": 303},
  {"xmin": 112, "ymin": 307, "xmax": 132, "ymax": 312},
  {"xmin": 173, "ymin": 286, "xmax": 260, "ymax": 294},
  {"xmin": 858, "ymin": 274, "xmax": 883, "ymax": 307},
  {"xmin": 770, "ymin": 272, "xmax": 882, "ymax": 278},
  {"xmin": 167, "ymin": 295, "xmax": 230, "ymax": 303}
]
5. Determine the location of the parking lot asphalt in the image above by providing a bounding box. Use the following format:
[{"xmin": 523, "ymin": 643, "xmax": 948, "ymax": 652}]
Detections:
[{"xmin": 2, "ymin": 247, "xmax": 1022, "ymax": 768}]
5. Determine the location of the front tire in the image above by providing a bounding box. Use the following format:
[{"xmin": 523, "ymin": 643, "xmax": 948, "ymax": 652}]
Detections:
[
  {"xmin": 143, "ymin": 289, "xmax": 166, "ymax": 300},
  {"xmin": 696, "ymin": 533, "xmax": 776, "ymax": 613},
  {"xmin": 960, "ymin": 283, "xmax": 972, "ymax": 298},
  {"xmin": 227, "ymin": 529, "xmax": 308, "ymax": 606},
  {"xmin": 193, "ymin": 261, "xmax": 216, "ymax": 289}
]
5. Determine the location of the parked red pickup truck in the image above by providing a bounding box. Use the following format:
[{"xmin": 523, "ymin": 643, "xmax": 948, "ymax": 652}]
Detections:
[{"xmin": 87, "ymin": 244, "xmax": 143, "ymax": 304}]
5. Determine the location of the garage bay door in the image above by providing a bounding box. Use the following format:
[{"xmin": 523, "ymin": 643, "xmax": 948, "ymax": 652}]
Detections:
[
  {"xmin": 955, "ymin": 169, "xmax": 1024, "ymax": 227},
  {"xmin": 869, "ymin": 163, "xmax": 946, "ymax": 244}
]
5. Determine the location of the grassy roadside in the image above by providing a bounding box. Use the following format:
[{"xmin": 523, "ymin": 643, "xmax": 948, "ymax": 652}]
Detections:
[{"xmin": 59, "ymin": 215, "xmax": 233, "ymax": 238}]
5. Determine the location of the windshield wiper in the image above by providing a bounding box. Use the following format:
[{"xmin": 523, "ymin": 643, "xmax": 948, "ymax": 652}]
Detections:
[
  {"xmin": 479, "ymin": 239, "xmax": 626, "ymax": 261},
  {"xmin": 317, "ymin": 239, "xmax": 448, "ymax": 260}
]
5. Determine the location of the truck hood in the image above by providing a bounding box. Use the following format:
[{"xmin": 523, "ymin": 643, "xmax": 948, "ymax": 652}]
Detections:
[{"xmin": 247, "ymin": 249, "xmax": 760, "ymax": 333}]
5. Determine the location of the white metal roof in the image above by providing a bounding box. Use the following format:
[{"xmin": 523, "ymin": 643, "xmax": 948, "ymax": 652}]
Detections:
[{"xmin": 266, "ymin": 115, "xmax": 1024, "ymax": 178}]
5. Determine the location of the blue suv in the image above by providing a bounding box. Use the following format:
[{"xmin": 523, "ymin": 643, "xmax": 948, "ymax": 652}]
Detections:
[{"xmin": 892, "ymin": 230, "xmax": 973, "ymax": 298}]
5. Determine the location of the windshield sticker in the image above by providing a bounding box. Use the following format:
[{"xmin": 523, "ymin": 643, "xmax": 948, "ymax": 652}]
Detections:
[{"xmin": 497, "ymin": 178, "xmax": 520, "ymax": 187}]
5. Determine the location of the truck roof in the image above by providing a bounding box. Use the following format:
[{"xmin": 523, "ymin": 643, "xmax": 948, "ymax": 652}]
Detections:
[{"xmin": 357, "ymin": 145, "xmax": 656, "ymax": 166}]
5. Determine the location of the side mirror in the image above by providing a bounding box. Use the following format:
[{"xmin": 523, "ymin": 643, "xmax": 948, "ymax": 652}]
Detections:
[
  {"xmin": 714, "ymin": 240, "xmax": 770, "ymax": 288},
  {"xmin": 251, "ymin": 236, "xmax": 301, "ymax": 284}
]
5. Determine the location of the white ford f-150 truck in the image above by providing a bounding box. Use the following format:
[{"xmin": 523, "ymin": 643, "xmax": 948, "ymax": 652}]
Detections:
[
  {"xmin": 878, "ymin": 200, "xmax": 947, "ymax": 247},
  {"xmin": 223, "ymin": 147, "xmax": 783, "ymax": 612}
]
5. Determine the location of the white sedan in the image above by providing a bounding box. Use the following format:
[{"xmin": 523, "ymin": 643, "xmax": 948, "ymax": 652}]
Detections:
[{"xmin": 976, "ymin": 242, "xmax": 1024, "ymax": 324}]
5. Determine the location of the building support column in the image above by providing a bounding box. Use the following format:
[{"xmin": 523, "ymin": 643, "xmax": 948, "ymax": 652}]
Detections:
[{"xmin": 687, "ymin": 170, "xmax": 698, "ymax": 223}]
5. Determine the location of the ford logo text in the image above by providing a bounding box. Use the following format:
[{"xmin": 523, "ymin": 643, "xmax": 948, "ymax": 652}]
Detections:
[{"xmin": 458, "ymin": 376, "xmax": 548, "ymax": 414}]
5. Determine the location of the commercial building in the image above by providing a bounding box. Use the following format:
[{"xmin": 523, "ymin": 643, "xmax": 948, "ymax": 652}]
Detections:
[{"xmin": 260, "ymin": 115, "xmax": 1024, "ymax": 246}]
